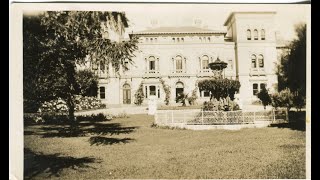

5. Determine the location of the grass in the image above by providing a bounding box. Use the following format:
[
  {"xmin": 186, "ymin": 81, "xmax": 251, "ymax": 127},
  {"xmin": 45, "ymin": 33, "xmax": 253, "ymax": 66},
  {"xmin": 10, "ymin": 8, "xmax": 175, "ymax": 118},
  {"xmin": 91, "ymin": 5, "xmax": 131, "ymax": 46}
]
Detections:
[{"xmin": 24, "ymin": 114, "xmax": 306, "ymax": 179}]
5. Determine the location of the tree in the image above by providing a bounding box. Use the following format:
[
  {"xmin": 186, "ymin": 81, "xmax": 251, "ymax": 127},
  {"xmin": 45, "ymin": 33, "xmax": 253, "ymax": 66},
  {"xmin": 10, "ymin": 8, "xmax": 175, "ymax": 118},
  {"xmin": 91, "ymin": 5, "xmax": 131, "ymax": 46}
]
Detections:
[
  {"xmin": 198, "ymin": 78, "xmax": 241, "ymax": 100},
  {"xmin": 23, "ymin": 12, "xmax": 138, "ymax": 127},
  {"xmin": 257, "ymin": 87, "xmax": 272, "ymax": 110},
  {"xmin": 75, "ymin": 70, "xmax": 99, "ymax": 97},
  {"xmin": 276, "ymin": 23, "xmax": 306, "ymax": 98},
  {"xmin": 271, "ymin": 88, "xmax": 294, "ymax": 112}
]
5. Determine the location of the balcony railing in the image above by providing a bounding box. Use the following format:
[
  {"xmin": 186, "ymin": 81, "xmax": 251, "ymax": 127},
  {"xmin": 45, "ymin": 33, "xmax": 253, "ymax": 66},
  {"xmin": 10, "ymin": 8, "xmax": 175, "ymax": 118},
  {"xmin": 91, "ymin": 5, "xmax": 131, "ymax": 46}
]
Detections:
[
  {"xmin": 171, "ymin": 69, "xmax": 186, "ymax": 74},
  {"xmin": 196, "ymin": 69, "xmax": 214, "ymax": 77},
  {"xmin": 143, "ymin": 70, "xmax": 161, "ymax": 78},
  {"xmin": 250, "ymin": 68, "xmax": 266, "ymax": 76}
]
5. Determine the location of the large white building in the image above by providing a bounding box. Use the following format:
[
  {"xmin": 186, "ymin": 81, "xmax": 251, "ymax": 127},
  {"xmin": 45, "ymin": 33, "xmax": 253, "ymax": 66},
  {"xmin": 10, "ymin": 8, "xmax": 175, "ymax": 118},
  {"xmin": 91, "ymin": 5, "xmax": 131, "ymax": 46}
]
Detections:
[{"xmin": 96, "ymin": 12, "xmax": 287, "ymax": 105}]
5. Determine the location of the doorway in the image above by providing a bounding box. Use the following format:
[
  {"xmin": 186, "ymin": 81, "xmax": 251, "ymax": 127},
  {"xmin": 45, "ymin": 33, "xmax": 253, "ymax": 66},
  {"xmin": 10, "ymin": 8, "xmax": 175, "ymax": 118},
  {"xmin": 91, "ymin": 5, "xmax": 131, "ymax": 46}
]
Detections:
[
  {"xmin": 123, "ymin": 84, "xmax": 131, "ymax": 104},
  {"xmin": 175, "ymin": 82, "xmax": 184, "ymax": 102}
]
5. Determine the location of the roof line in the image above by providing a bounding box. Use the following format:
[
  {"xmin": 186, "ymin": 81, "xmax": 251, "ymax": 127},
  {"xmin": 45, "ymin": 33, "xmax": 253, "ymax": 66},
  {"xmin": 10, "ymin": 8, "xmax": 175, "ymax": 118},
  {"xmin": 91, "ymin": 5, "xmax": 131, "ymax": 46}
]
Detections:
[{"xmin": 223, "ymin": 11, "xmax": 276, "ymax": 26}]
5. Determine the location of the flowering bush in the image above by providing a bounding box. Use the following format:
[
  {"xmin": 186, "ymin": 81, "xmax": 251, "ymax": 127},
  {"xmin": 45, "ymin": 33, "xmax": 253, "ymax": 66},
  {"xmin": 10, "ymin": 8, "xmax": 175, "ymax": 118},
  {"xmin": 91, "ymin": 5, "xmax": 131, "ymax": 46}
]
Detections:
[
  {"xmin": 38, "ymin": 95, "xmax": 106, "ymax": 113},
  {"xmin": 202, "ymin": 96, "xmax": 239, "ymax": 111}
]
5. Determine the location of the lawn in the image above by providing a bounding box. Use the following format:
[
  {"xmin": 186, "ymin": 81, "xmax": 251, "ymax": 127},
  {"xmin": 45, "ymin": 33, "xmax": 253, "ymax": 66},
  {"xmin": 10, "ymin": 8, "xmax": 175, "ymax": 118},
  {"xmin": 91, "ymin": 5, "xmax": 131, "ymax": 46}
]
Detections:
[{"xmin": 24, "ymin": 114, "xmax": 306, "ymax": 179}]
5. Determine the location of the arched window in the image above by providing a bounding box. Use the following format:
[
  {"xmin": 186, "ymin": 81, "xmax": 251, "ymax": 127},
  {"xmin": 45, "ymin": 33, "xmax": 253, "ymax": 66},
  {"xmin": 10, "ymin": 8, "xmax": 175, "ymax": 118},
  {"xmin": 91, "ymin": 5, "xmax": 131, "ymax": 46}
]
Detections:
[
  {"xmin": 99, "ymin": 87, "xmax": 105, "ymax": 99},
  {"xmin": 177, "ymin": 38, "xmax": 180, "ymax": 42},
  {"xmin": 261, "ymin": 29, "xmax": 265, "ymax": 40},
  {"xmin": 208, "ymin": 37, "xmax": 211, "ymax": 42},
  {"xmin": 247, "ymin": 29, "xmax": 251, "ymax": 40},
  {"xmin": 254, "ymin": 29, "xmax": 258, "ymax": 40},
  {"xmin": 202, "ymin": 55, "xmax": 209, "ymax": 69},
  {"xmin": 172, "ymin": 38, "xmax": 175, "ymax": 42},
  {"xmin": 199, "ymin": 37, "xmax": 202, "ymax": 42},
  {"xmin": 148, "ymin": 56, "xmax": 156, "ymax": 71},
  {"xmin": 175, "ymin": 55, "xmax": 183, "ymax": 70},
  {"xmin": 251, "ymin": 54, "xmax": 257, "ymax": 68},
  {"xmin": 181, "ymin": 38, "xmax": 184, "ymax": 42},
  {"xmin": 258, "ymin": 54, "xmax": 264, "ymax": 68}
]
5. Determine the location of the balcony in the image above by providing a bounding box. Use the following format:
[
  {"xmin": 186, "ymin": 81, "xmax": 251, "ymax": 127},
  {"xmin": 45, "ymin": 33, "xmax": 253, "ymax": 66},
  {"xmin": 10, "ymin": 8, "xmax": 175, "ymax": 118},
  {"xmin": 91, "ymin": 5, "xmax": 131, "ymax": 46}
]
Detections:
[
  {"xmin": 249, "ymin": 68, "xmax": 266, "ymax": 76},
  {"xmin": 169, "ymin": 69, "xmax": 190, "ymax": 78},
  {"xmin": 143, "ymin": 70, "xmax": 161, "ymax": 78},
  {"xmin": 196, "ymin": 69, "xmax": 215, "ymax": 77}
]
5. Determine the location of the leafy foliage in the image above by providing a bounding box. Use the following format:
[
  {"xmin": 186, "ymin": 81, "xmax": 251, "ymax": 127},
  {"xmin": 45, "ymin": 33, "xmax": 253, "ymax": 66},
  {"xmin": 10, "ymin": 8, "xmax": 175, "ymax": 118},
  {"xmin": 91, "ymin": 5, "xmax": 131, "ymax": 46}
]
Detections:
[
  {"xmin": 198, "ymin": 78, "xmax": 241, "ymax": 100},
  {"xmin": 202, "ymin": 97, "xmax": 240, "ymax": 111},
  {"xmin": 75, "ymin": 70, "xmax": 99, "ymax": 97},
  {"xmin": 23, "ymin": 12, "xmax": 138, "ymax": 121},
  {"xmin": 134, "ymin": 82, "xmax": 145, "ymax": 105},
  {"xmin": 187, "ymin": 87, "xmax": 198, "ymax": 105},
  {"xmin": 38, "ymin": 95, "xmax": 106, "ymax": 113},
  {"xmin": 257, "ymin": 87, "xmax": 272, "ymax": 109},
  {"xmin": 276, "ymin": 23, "xmax": 306, "ymax": 102},
  {"xmin": 160, "ymin": 78, "xmax": 171, "ymax": 105},
  {"xmin": 271, "ymin": 88, "xmax": 294, "ymax": 111},
  {"xmin": 175, "ymin": 93, "xmax": 188, "ymax": 106}
]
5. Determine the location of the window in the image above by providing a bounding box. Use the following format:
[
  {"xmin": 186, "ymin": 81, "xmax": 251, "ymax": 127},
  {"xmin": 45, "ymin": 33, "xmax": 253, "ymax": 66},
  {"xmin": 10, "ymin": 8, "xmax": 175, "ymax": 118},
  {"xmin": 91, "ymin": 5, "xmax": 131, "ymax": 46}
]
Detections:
[
  {"xmin": 228, "ymin": 59, "xmax": 233, "ymax": 70},
  {"xmin": 258, "ymin": 54, "xmax": 264, "ymax": 68},
  {"xmin": 146, "ymin": 38, "xmax": 148, "ymax": 42},
  {"xmin": 158, "ymin": 89, "xmax": 160, "ymax": 98},
  {"xmin": 254, "ymin": 29, "xmax": 258, "ymax": 40},
  {"xmin": 251, "ymin": 55, "xmax": 257, "ymax": 68},
  {"xmin": 100, "ymin": 87, "xmax": 105, "ymax": 99},
  {"xmin": 253, "ymin": 83, "xmax": 258, "ymax": 95},
  {"xmin": 208, "ymin": 37, "xmax": 211, "ymax": 42},
  {"xmin": 100, "ymin": 61, "xmax": 105, "ymax": 71},
  {"xmin": 172, "ymin": 38, "xmax": 175, "ymax": 42},
  {"xmin": 202, "ymin": 55, "xmax": 209, "ymax": 69},
  {"xmin": 247, "ymin": 29, "xmax": 251, "ymax": 40},
  {"xmin": 145, "ymin": 86, "xmax": 148, "ymax": 98},
  {"xmin": 204, "ymin": 90, "xmax": 210, "ymax": 97},
  {"xmin": 149, "ymin": 56, "xmax": 156, "ymax": 70},
  {"xmin": 181, "ymin": 38, "xmax": 184, "ymax": 42},
  {"xmin": 175, "ymin": 55, "xmax": 183, "ymax": 70},
  {"xmin": 199, "ymin": 37, "xmax": 202, "ymax": 42},
  {"xmin": 149, "ymin": 86, "xmax": 156, "ymax": 96},
  {"xmin": 260, "ymin": 83, "xmax": 266, "ymax": 90},
  {"xmin": 261, "ymin": 29, "xmax": 265, "ymax": 40},
  {"xmin": 177, "ymin": 38, "xmax": 180, "ymax": 42},
  {"xmin": 155, "ymin": 38, "xmax": 157, "ymax": 42},
  {"xmin": 150, "ymin": 38, "xmax": 153, "ymax": 42}
]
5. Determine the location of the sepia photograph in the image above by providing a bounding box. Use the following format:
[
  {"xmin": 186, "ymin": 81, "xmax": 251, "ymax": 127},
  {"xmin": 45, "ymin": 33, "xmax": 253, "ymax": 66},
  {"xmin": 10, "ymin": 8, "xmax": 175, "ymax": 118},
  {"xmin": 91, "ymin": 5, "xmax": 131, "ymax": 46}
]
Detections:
[{"xmin": 10, "ymin": 2, "xmax": 310, "ymax": 179}]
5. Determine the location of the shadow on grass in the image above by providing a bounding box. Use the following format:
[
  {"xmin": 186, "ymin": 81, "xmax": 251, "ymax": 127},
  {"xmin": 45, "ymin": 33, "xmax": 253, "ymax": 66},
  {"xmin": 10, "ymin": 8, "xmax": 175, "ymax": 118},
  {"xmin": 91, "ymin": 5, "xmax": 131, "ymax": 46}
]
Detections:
[
  {"xmin": 37, "ymin": 122, "xmax": 138, "ymax": 138},
  {"xmin": 24, "ymin": 148, "xmax": 100, "ymax": 179},
  {"xmin": 89, "ymin": 136, "xmax": 134, "ymax": 146},
  {"xmin": 269, "ymin": 111, "xmax": 306, "ymax": 131}
]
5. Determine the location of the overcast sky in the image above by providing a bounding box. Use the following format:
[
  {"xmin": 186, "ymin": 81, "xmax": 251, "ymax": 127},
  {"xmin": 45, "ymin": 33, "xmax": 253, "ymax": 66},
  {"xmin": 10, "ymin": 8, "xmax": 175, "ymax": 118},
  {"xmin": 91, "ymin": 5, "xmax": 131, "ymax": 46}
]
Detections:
[
  {"xmin": 23, "ymin": 3, "xmax": 309, "ymax": 41},
  {"xmin": 122, "ymin": 4, "xmax": 309, "ymax": 40}
]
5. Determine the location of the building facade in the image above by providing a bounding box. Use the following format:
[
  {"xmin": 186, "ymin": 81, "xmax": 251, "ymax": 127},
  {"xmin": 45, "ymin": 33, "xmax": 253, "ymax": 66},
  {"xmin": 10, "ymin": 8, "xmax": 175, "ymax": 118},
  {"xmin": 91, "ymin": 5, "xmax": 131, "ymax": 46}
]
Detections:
[{"xmin": 96, "ymin": 12, "xmax": 285, "ymax": 105}]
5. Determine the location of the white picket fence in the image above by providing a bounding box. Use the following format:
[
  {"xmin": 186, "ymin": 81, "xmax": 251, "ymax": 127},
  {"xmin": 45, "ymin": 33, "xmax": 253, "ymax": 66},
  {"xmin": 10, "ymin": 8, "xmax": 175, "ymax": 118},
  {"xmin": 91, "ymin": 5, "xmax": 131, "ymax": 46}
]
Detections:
[{"xmin": 155, "ymin": 109, "xmax": 288, "ymax": 125}]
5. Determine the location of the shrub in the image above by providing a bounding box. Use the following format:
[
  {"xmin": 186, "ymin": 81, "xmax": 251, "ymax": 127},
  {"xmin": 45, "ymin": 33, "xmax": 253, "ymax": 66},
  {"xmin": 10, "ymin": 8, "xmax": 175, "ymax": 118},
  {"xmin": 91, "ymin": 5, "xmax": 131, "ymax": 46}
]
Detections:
[
  {"xmin": 271, "ymin": 88, "xmax": 294, "ymax": 111},
  {"xmin": 134, "ymin": 82, "xmax": 144, "ymax": 105},
  {"xmin": 175, "ymin": 93, "xmax": 188, "ymax": 106},
  {"xmin": 293, "ymin": 93, "xmax": 306, "ymax": 111},
  {"xmin": 257, "ymin": 87, "xmax": 272, "ymax": 109},
  {"xmin": 160, "ymin": 78, "xmax": 171, "ymax": 105},
  {"xmin": 202, "ymin": 97, "xmax": 239, "ymax": 111},
  {"xmin": 187, "ymin": 88, "xmax": 198, "ymax": 105},
  {"xmin": 38, "ymin": 95, "xmax": 106, "ymax": 113}
]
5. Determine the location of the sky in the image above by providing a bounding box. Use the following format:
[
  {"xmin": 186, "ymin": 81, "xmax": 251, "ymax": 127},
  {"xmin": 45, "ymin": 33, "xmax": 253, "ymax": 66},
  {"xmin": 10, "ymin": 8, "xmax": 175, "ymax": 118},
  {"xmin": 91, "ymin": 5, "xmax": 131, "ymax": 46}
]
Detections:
[
  {"xmin": 22, "ymin": 3, "xmax": 310, "ymax": 41},
  {"xmin": 121, "ymin": 4, "xmax": 309, "ymax": 41}
]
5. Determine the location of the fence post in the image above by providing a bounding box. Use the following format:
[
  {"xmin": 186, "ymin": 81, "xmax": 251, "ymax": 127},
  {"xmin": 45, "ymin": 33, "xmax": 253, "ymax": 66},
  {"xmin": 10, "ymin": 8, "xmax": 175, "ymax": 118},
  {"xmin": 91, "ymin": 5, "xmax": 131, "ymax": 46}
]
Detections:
[
  {"xmin": 201, "ymin": 110, "xmax": 204, "ymax": 125},
  {"xmin": 285, "ymin": 109, "xmax": 289, "ymax": 123}
]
